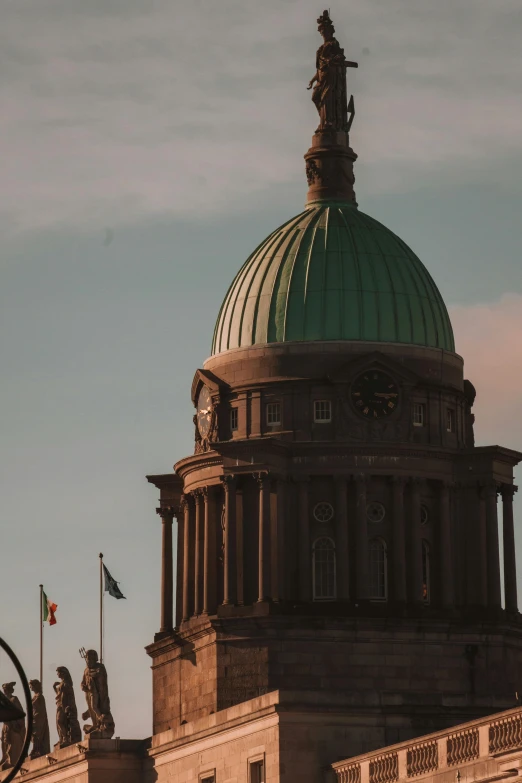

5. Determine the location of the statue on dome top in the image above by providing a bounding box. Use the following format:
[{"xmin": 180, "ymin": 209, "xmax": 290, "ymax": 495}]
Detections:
[{"xmin": 307, "ymin": 10, "xmax": 358, "ymax": 132}]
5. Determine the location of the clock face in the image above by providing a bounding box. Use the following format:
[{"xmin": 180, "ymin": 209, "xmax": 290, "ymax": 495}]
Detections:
[
  {"xmin": 351, "ymin": 371, "xmax": 399, "ymax": 419},
  {"xmin": 197, "ymin": 386, "xmax": 212, "ymax": 438}
]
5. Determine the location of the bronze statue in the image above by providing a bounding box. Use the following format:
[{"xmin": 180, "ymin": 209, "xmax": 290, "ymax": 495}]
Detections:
[
  {"xmin": 307, "ymin": 10, "xmax": 357, "ymax": 131},
  {"xmin": 80, "ymin": 650, "xmax": 115, "ymax": 739},
  {"xmin": 53, "ymin": 667, "xmax": 81, "ymax": 748},
  {"xmin": 29, "ymin": 679, "xmax": 50, "ymax": 759},
  {"xmin": 0, "ymin": 682, "xmax": 25, "ymax": 770}
]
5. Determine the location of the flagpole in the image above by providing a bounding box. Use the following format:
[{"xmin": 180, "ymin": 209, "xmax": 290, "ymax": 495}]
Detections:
[
  {"xmin": 39, "ymin": 584, "xmax": 43, "ymax": 687},
  {"xmin": 99, "ymin": 553, "xmax": 104, "ymax": 663}
]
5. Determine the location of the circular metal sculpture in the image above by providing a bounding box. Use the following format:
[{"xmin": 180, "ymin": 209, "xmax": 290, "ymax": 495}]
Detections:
[
  {"xmin": 313, "ymin": 502, "xmax": 334, "ymax": 523},
  {"xmin": 366, "ymin": 501, "xmax": 386, "ymax": 523},
  {"xmin": 0, "ymin": 637, "xmax": 33, "ymax": 783}
]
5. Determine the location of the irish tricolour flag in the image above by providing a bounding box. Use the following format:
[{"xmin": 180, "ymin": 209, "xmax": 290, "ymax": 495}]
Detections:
[{"xmin": 42, "ymin": 590, "xmax": 57, "ymax": 626}]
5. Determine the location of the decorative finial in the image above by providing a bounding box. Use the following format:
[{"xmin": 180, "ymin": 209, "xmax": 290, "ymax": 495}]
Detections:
[{"xmin": 304, "ymin": 11, "xmax": 358, "ymax": 206}]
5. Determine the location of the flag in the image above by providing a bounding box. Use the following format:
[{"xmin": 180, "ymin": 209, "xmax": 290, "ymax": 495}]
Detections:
[
  {"xmin": 42, "ymin": 590, "xmax": 57, "ymax": 625},
  {"xmin": 103, "ymin": 564, "xmax": 126, "ymax": 600}
]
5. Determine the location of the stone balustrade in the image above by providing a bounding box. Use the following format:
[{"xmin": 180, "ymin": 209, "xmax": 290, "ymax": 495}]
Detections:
[{"xmin": 333, "ymin": 707, "xmax": 522, "ymax": 782}]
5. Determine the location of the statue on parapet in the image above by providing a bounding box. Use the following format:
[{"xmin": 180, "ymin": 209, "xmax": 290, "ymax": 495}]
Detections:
[
  {"xmin": 29, "ymin": 679, "xmax": 50, "ymax": 758},
  {"xmin": 80, "ymin": 650, "xmax": 115, "ymax": 739},
  {"xmin": 53, "ymin": 667, "xmax": 82, "ymax": 748},
  {"xmin": 0, "ymin": 682, "xmax": 25, "ymax": 770},
  {"xmin": 307, "ymin": 10, "xmax": 358, "ymax": 132}
]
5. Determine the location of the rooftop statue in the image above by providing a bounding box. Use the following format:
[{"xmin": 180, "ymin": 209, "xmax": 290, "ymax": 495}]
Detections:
[
  {"xmin": 0, "ymin": 682, "xmax": 25, "ymax": 770},
  {"xmin": 29, "ymin": 679, "xmax": 50, "ymax": 759},
  {"xmin": 54, "ymin": 667, "xmax": 82, "ymax": 749},
  {"xmin": 80, "ymin": 650, "xmax": 115, "ymax": 739},
  {"xmin": 307, "ymin": 10, "xmax": 358, "ymax": 132}
]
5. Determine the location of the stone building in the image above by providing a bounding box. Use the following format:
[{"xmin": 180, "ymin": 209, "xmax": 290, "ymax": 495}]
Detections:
[{"xmin": 4, "ymin": 11, "xmax": 521, "ymax": 783}]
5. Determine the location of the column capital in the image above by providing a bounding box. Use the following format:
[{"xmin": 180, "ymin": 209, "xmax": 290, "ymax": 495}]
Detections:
[
  {"xmin": 156, "ymin": 506, "xmax": 176, "ymax": 522},
  {"xmin": 291, "ymin": 473, "xmax": 310, "ymax": 484},
  {"xmin": 254, "ymin": 470, "xmax": 270, "ymax": 488},
  {"xmin": 191, "ymin": 488, "xmax": 204, "ymax": 505},
  {"xmin": 390, "ymin": 475, "xmax": 408, "ymax": 487},
  {"xmin": 478, "ymin": 479, "xmax": 500, "ymax": 498},
  {"xmin": 410, "ymin": 476, "xmax": 423, "ymax": 487},
  {"xmin": 501, "ymin": 484, "xmax": 518, "ymax": 500},
  {"xmin": 351, "ymin": 472, "xmax": 367, "ymax": 485},
  {"xmin": 221, "ymin": 474, "xmax": 237, "ymax": 493}
]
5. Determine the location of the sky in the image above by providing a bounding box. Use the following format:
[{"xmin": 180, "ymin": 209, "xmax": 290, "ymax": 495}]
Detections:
[{"xmin": 1, "ymin": 0, "xmax": 522, "ymax": 741}]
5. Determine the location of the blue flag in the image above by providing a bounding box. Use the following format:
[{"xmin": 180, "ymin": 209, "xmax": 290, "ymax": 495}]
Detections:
[{"xmin": 103, "ymin": 564, "xmax": 126, "ymax": 600}]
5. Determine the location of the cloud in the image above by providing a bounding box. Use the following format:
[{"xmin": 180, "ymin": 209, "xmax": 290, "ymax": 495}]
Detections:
[
  {"xmin": 450, "ymin": 294, "xmax": 522, "ymax": 450},
  {"xmin": 2, "ymin": 0, "xmax": 522, "ymax": 232}
]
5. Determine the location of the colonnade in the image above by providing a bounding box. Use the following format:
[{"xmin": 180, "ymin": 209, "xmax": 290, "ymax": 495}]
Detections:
[{"xmin": 155, "ymin": 477, "xmax": 518, "ymax": 632}]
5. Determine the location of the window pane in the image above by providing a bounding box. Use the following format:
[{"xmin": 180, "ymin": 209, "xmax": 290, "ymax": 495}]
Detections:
[
  {"xmin": 314, "ymin": 400, "xmax": 332, "ymax": 422},
  {"xmin": 413, "ymin": 403, "xmax": 425, "ymax": 426},
  {"xmin": 422, "ymin": 541, "xmax": 430, "ymax": 603},
  {"xmin": 369, "ymin": 539, "xmax": 387, "ymax": 599},
  {"xmin": 313, "ymin": 537, "xmax": 336, "ymax": 600},
  {"xmin": 250, "ymin": 760, "xmax": 265, "ymax": 783},
  {"xmin": 266, "ymin": 403, "xmax": 281, "ymax": 425}
]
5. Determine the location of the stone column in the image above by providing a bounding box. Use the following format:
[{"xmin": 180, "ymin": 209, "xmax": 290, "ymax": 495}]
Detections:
[
  {"xmin": 273, "ymin": 478, "xmax": 285, "ymax": 602},
  {"xmin": 439, "ymin": 481, "xmax": 454, "ymax": 606},
  {"xmin": 484, "ymin": 480, "xmax": 502, "ymax": 608},
  {"xmin": 502, "ymin": 484, "xmax": 518, "ymax": 613},
  {"xmin": 222, "ymin": 475, "xmax": 237, "ymax": 605},
  {"xmin": 335, "ymin": 476, "xmax": 349, "ymax": 600},
  {"xmin": 477, "ymin": 483, "xmax": 489, "ymax": 607},
  {"xmin": 236, "ymin": 484, "xmax": 244, "ymax": 607},
  {"xmin": 410, "ymin": 478, "xmax": 423, "ymax": 602},
  {"xmin": 157, "ymin": 506, "xmax": 175, "ymax": 633},
  {"xmin": 202, "ymin": 487, "xmax": 211, "ymax": 615},
  {"xmin": 354, "ymin": 474, "xmax": 368, "ymax": 599},
  {"xmin": 297, "ymin": 477, "xmax": 311, "ymax": 602},
  {"xmin": 391, "ymin": 477, "xmax": 407, "ymax": 603},
  {"xmin": 175, "ymin": 502, "xmax": 184, "ymax": 628},
  {"xmin": 193, "ymin": 491, "xmax": 203, "ymax": 616},
  {"xmin": 257, "ymin": 472, "xmax": 270, "ymax": 602},
  {"xmin": 182, "ymin": 495, "xmax": 191, "ymax": 622}
]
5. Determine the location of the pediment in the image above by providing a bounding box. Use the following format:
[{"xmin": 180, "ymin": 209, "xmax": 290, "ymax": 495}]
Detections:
[
  {"xmin": 327, "ymin": 351, "xmax": 421, "ymax": 386},
  {"xmin": 191, "ymin": 369, "xmax": 227, "ymax": 406}
]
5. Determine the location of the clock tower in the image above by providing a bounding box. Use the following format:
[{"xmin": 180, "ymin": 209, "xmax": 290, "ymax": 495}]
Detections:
[{"xmin": 146, "ymin": 10, "xmax": 522, "ymax": 765}]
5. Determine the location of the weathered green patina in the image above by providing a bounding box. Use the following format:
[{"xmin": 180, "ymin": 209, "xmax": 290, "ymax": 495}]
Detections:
[{"xmin": 211, "ymin": 203, "xmax": 454, "ymax": 355}]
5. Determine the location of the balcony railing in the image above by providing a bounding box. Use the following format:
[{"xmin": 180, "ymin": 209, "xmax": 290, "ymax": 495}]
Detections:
[{"xmin": 333, "ymin": 707, "xmax": 522, "ymax": 783}]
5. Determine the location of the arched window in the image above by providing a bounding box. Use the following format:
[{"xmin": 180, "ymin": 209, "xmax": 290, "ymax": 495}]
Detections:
[
  {"xmin": 369, "ymin": 538, "xmax": 388, "ymax": 600},
  {"xmin": 313, "ymin": 537, "xmax": 336, "ymax": 601},
  {"xmin": 422, "ymin": 540, "xmax": 431, "ymax": 604}
]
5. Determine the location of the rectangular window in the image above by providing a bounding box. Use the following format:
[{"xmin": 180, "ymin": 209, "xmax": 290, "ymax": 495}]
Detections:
[
  {"xmin": 200, "ymin": 777, "xmax": 215, "ymax": 783},
  {"xmin": 314, "ymin": 399, "xmax": 332, "ymax": 423},
  {"xmin": 230, "ymin": 407, "xmax": 238, "ymax": 431},
  {"xmin": 446, "ymin": 408, "xmax": 455, "ymax": 433},
  {"xmin": 412, "ymin": 403, "xmax": 425, "ymax": 427},
  {"xmin": 266, "ymin": 402, "xmax": 281, "ymax": 426},
  {"xmin": 250, "ymin": 760, "xmax": 265, "ymax": 783}
]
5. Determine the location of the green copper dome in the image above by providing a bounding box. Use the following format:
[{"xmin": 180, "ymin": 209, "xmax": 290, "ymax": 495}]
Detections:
[{"xmin": 211, "ymin": 203, "xmax": 454, "ymax": 355}]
